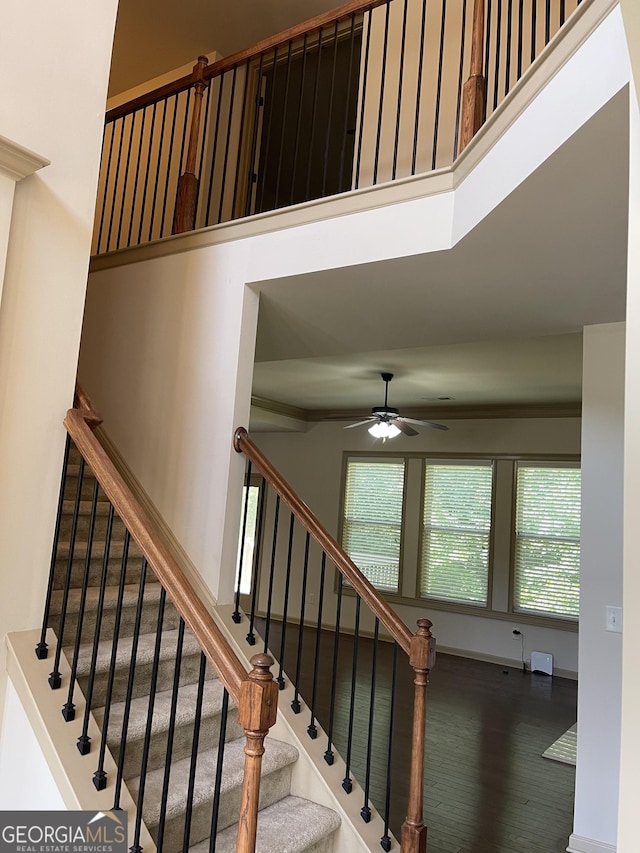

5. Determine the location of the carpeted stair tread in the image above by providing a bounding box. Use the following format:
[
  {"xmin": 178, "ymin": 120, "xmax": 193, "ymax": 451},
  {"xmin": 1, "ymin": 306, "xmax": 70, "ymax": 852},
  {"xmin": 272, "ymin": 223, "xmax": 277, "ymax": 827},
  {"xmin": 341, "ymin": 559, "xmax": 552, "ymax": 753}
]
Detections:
[
  {"xmin": 94, "ymin": 679, "xmax": 240, "ymax": 744},
  {"xmin": 50, "ymin": 582, "xmax": 164, "ymax": 618},
  {"xmin": 129, "ymin": 737, "xmax": 299, "ymax": 827},
  {"xmin": 62, "ymin": 499, "xmax": 112, "ymax": 515},
  {"xmin": 55, "ymin": 537, "xmax": 143, "ymax": 561},
  {"xmin": 190, "ymin": 796, "xmax": 341, "ymax": 853},
  {"xmin": 74, "ymin": 627, "xmax": 203, "ymax": 677}
]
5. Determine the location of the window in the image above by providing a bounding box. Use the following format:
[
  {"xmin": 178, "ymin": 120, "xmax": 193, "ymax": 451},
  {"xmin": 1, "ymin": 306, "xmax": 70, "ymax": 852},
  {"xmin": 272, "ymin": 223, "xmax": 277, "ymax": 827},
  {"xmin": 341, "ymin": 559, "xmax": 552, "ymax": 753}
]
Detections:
[
  {"xmin": 513, "ymin": 464, "xmax": 581, "ymax": 618},
  {"xmin": 420, "ymin": 461, "xmax": 493, "ymax": 605},
  {"xmin": 341, "ymin": 458, "xmax": 405, "ymax": 592},
  {"xmin": 236, "ymin": 481, "xmax": 262, "ymax": 595}
]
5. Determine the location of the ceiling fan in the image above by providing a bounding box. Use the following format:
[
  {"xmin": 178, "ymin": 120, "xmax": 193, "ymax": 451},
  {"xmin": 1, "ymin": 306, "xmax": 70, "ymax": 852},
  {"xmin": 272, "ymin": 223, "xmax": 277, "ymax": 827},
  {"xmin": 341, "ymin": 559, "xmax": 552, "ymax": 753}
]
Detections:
[{"xmin": 345, "ymin": 373, "xmax": 449, "ymax": 439}]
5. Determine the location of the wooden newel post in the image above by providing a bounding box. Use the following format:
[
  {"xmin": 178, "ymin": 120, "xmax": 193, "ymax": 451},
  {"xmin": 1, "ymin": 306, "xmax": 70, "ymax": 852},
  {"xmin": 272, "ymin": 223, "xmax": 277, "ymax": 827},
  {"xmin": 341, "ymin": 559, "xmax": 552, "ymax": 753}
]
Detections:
[
  {"xmin": 172, "ymin": 55, "xmax": 209, "ymax": 235},
  {"xmin": 459, "ymin": 0, "xmax": 486, "ymax": 152},
  {"xmin": 401, "ymin": 618, "xmax": 435, "ymax": 853},
  {"xmin": 236, "ymin": 653, "xmax": 279, "ymax": 853}
]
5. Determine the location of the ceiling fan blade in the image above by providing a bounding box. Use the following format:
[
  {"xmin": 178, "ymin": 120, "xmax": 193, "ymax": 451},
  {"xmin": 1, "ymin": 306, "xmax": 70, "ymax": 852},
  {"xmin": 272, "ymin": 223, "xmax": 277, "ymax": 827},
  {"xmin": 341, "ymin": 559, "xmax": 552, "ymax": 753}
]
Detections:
[
  {"xmin": 399, "ymin": 417, "xmax": 449, "ymax": 431},
  {"xmin": 344, "ymin": 418, "xmax": 376, "ymax": 429},
  {"xmin": 392, "ymin": 419, "xmax": 419, "ymax": 437}
]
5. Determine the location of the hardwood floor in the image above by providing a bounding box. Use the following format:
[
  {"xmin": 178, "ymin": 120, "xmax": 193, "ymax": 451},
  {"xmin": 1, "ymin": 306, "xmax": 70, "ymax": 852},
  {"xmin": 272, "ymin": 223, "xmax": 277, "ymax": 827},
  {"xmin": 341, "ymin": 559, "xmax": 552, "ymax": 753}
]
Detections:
[{"xmin": 254, "ymin": 618, "xmax": 577, "ymax": 853}]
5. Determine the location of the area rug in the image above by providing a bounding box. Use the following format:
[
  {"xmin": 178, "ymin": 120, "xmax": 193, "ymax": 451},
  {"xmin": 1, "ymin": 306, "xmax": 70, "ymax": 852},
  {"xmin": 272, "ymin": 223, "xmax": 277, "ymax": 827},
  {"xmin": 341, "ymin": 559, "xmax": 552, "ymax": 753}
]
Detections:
[{"xmin": 543, "ymin": 724, "xmax": 577, "ymax": 765}]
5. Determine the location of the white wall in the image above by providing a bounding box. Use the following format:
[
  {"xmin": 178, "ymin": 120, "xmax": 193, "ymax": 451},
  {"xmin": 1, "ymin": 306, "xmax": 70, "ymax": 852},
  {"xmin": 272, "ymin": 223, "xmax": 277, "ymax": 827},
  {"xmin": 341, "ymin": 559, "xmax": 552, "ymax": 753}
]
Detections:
[
  {"xmin": 569, "ymin": 323, "xmax": 624, "ymax": 852},
  {"xmin": 0, "ymin": 0, "xmax": 119, "ymax": 727},
  {"xmin": 252, "ymin": 417, "xmax": 581, "ymax": 673},
  {"xmin": 0, "ymin": 679, "xmax": 65, "ymax": 809}
]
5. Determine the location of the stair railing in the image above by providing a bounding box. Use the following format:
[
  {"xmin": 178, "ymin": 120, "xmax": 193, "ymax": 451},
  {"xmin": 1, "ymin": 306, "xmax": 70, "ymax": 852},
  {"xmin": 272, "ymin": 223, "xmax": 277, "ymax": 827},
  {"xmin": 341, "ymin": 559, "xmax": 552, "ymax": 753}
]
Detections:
[
  {"xmin": 233, "ymin": 427, "xmax": 436, "ymax": 853},
  {"xmin": 94, "ymin": 0, "xmax": 585, "ymax": 256},
  {"xmin": 36, "ymin": 388, "xmax": 278, "ymax": 853}
]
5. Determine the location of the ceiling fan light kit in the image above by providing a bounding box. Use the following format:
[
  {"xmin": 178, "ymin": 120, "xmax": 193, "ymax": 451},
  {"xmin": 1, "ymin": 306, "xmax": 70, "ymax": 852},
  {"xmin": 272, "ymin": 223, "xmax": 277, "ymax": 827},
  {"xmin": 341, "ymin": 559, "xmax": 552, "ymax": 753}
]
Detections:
[{"xmin": 345, "ymin": 372, "xmax": 449, "ymax": 440}]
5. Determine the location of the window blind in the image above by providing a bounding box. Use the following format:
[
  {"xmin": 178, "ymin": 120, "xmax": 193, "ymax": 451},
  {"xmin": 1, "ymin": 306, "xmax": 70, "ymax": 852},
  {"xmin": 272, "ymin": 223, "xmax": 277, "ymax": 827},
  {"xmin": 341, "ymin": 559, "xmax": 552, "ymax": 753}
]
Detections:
[
  {"xmin": 514, "ymin": 465, "xmax": 581, "ymax": 618},
  {"xmin": 341, "ymin": 459, "xmax": 405, "ymax": 592},
  {"xmin": 420, "ymin": 462, "xmax": 493, "ymax": 605}
]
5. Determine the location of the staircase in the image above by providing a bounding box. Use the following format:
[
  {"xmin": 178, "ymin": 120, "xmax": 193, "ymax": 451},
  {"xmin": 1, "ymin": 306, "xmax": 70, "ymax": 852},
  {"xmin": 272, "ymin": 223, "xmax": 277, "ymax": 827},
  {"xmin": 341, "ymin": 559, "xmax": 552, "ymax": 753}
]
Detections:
[{"xmin": 46, "ymin": 442, "xmax": 341, "ymax": 853}]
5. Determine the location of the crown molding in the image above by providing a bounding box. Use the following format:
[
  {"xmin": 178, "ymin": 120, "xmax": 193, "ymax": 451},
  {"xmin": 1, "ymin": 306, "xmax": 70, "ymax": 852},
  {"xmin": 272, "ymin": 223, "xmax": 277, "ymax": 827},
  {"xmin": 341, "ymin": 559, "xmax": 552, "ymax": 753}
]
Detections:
[
  {"xmin": 251, "ymin": 395, "xmax": 310, "ymax": 421},
  {"xmin": 0, "ymin": 135, "xmax": 49, "ymax": 182}
]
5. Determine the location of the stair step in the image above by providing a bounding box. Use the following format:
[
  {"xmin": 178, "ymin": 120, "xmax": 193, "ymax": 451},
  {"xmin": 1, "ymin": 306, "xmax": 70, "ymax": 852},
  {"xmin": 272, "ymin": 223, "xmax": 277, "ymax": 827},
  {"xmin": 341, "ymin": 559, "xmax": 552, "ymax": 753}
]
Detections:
[
  {"xmin": 191, "ymin": 795, "xmax": 341, "ymax": 853},
  {"xmin": 59, "ymin": 500, "xmax": 115, "ymax": 538},
  {"xmin": 130, "ymin": 737, "xmax": 299, "ymax": 853},
  {"xmin": 94, "ymin": 680, "xmax": 243, "ymax": 777},
  {"xmin": 75, "ymin": 628, "xmax": 210, "ymax": 705},
  {"xmin": 51, "ymin": 583, "xmax": 181, "ymax": 644},
  {"xmin": 53, "ymin": 538, "xmax": 145, "ymax": 589}
]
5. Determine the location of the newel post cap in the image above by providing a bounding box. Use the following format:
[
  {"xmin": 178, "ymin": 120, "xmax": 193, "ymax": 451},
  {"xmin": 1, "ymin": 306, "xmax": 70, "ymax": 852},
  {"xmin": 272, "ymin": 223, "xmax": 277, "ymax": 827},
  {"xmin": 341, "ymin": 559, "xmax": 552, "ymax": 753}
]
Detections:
[{"xmin": 238, "ymin": 653, "xmax": 279, "ymax": 731}]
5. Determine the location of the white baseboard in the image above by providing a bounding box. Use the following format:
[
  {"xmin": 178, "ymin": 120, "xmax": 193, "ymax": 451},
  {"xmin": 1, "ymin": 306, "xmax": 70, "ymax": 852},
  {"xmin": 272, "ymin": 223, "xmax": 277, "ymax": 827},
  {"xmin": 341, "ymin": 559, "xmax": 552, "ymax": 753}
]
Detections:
[
  {"xmin": 567, "ymin": 834, "xmax": 616, "ymax": 853},
  {"xmin": 438, "ymin": 644, "xmax": 578, "ymax": 680}
]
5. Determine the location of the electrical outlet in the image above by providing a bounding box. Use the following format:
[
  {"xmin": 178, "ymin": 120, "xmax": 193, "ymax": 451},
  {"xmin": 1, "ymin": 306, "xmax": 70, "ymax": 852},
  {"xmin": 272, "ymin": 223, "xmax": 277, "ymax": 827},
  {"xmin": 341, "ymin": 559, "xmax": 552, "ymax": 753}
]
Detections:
[
  {"xmin": 308, "ymin": 593, "xmax": 316, "ymax": 605},
  {"xmin": 606, "ymin": 605, "xmax": 623, "ymax": 633}
]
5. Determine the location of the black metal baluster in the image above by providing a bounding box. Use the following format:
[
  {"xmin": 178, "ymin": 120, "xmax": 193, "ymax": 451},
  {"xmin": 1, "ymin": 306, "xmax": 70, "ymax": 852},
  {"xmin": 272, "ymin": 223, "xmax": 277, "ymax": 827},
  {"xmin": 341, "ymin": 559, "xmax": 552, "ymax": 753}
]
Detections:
[
  {"xmin": 274, "ymin": 41, "xmax": 294, "ymax": 209},
  {"xmin": 453, "ymin": 0, "xmax": 468, "ymax": 158},
  {"xmin": 62, "ymin": 478, "xmax": 100, "ymax": 721},
  {"xmin": 337, "ymin": 16, "xmax": 357, "ymax": 192},
  {"xmin": 182, "ymin": 651, "xmax": 208, "ymax": 852},
  {"xmin": 432, "ymin": 0, "xmax": 448, "ymax": 170},
  {"xmin": 277, "ymin": 513, "xmax": 296, "ymax": 690},
  {"xmin": 231, "ymin": 62, "xmax": 251, "ymax": 218},
  {"xmin": 244, "ymin": 52, "xmax": 266, "ymax": 217},
  {"xmin": 159, "ymin": 94, "xmax": 182, "ymax": 237},
  {"xmin": 493, "ymin": 0, "xmax": 503, "ymax": 111},
  {"xmin": 517, "ymin": 0, "xmax": 524, "ymax": 79},
  {"xmin": 305, "ymin": 28, "xmax": 324, "ymax": 201},
  {"xmin": 130, "ymin": 587, "xmax": 167, "ymax": 853},
  {"xmin": 246, "ymin": 477, "xmax": 266, "ymax": 646},
  {"xmin": 105, "ymin": 116, "xmax": 126, "ymax": 253},
  {"xmin": 412, "ymin": 0, "xmax": 428, "ymax": 173},
  {"xmin": 263, "ymin": 494, "xmax": 281, "ymax": 652},
  {"xmin": 484, "ymin": 0, "xmax": 493, "ymax": 120},
  {"xmin": 156, "ymin": 617, "xmax": 186, "ymax": 851},
  {"xmin": 111, "ymin": 558, "xmax": 148, "ymax": 805},
  {"xmin": 392, "ymin": 0, "xmax": 409, "ymax": 180},
  {"xmin": 219, "ymin": 68, "xmax": 238, "ymax": 223},
  {"xmin": 307, "ymin": 552, "xmax": 326, "ymax": 739},
  {"xmin": 48, "ymin": 454, "xmax": 86, "ymax": 690},
  {"xmin": 127, "ymin": 108, "xmax": 147, "ymax": 247},
  {"xmin": 97, "ymin": 125, "xmax": 116, "ymax": 254},
  {"xmin": 147, "ymin": 98, "xmax": 169, "ymax": 246},
  {"xmin": 91, "ymin": 530, "xmax": 131, "ymax": 780},
  {"xmin": 115, "ymin": 113, "xmax": 135, "ymax": 250},
  {"xmin": 257, "ymin": 47, "xmax": 279, "ymax": 212},
  {"xmin": 342, "ymin": 594, "xmax": 361, "ymax": 793},
  {"xmin": 545, "ymin": 0, "xmax": 551, "ymax": 45},
  {"xmin": 531, "ymin": 0, "xmax": 537, "ymax": 64},
  {"xmin": 290, "ymin": 34, "xmax": 310, "ymax": 206},
  {"xmin": 505, "ymin": 0, "xmax": 514, "ymax": 96},
  {"xmin": 291, "ymin": 531, "xmax": 310, "ymax": 714},
  {"xmin": 361, "ymin": 617, "xmax": 379, "ymax": 822},
  {"xmin": 324, "ymin": 574, "xmax": 343, "ymax": 765},
  {"xmin": 138, "ymin": 101, "xmax": 158, "ymax": 244},
  {"xmin": 560, "ymin": 0, "xmax": 566, "ymax": 25},
  {"xmin": 354, "ymin": 11, "xmax": 373, "ymax": 189},
  {"xmin": 205, "ymin": 76, "xmax": 225, "ymax": 226},
  {"xmin": 233, "ymin": 460, "xmax": 253, "ymax": 624},
  {"xmin": 36, "ymin": 433, "xmax": 71, "ymax": 660},
  {"xmin": 321, "ymin": 22, "xmax": 340, "ymax": 197},
  {"xmin": 208, "ymin": 688, "xmax": 230, "ymax": 853},
  {"xmin": 373, "ymin": 1, "xmax": 391, "ymax": 185},
  {"xmin": 380, "ymin": 643, "xmax": 399, "ymax": 853},
  {"xmin": 77, "ymin": 503, "xmax": 116, "ymax": 757}
]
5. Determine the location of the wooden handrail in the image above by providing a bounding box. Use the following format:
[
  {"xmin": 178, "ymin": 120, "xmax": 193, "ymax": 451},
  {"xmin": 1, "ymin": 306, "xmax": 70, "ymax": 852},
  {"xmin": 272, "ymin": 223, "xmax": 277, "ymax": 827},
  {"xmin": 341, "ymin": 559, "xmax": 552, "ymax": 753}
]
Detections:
[
  {"xmin": 66, "ymin": 405, "xmax": 247, "ymax": 701},
  {"xmin": 105, "ymin": 0, "xmax": 390, "ymax": 125},
  {"xmin": 233, "ymin": 427, "xmax": 413, "ymax": 656}
]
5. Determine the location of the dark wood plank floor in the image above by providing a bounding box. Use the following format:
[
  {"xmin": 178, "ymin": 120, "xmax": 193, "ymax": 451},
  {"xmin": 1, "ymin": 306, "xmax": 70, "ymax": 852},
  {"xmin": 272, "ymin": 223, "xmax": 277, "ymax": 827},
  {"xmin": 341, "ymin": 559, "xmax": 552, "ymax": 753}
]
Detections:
[{"xmin": 254, "ymin": 618, "xmax": 577, "ymax": 853}]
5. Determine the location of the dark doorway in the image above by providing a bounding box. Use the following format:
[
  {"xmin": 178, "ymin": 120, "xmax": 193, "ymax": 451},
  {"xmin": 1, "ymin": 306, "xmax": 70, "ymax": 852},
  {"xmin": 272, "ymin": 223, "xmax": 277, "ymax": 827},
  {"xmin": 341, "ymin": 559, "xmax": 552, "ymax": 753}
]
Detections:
[{"xmin": 254, "ymin": 29, "xmax": 363, "ymax": 214}]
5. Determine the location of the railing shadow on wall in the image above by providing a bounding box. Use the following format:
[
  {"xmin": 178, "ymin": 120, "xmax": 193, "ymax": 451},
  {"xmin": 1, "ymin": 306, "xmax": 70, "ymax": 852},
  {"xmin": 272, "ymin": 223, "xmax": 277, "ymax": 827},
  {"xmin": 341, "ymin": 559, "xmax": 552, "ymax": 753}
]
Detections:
[{"xmin": 93, "ymin": 0, "xmax": 584, "ymax": 256}]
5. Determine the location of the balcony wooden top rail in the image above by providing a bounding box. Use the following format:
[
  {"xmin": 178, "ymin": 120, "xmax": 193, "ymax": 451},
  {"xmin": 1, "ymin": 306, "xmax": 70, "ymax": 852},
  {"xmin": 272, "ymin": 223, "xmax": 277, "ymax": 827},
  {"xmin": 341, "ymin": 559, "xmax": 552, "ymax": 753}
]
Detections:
[
  {"xmin": 106, "ymin": 0, "xmax": 390, "ymax": 124},
  {"xmin": 65, "ymin": 401, "xmax": 247, "ymax": 703},
  {"xmin": 233, "ymin": 426, "xmax": 413, "ymax": 656}
]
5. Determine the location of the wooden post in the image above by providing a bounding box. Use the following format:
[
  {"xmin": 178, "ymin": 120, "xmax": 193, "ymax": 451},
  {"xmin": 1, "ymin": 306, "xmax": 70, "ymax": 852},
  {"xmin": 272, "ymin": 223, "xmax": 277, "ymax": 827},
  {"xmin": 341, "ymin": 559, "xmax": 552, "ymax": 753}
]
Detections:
[
  {"xmin": 172, "ymin": 55, "xmax": 209, "ymax": 234},
  {"xmin": 459, "ymin": 0, "xmax": 486, "ymax": 152},
  {"xmin": 401, "ymin": 618, "xmax": 435, "ymax": 853},
  {"xmin": 236, "ymin": 653, "xmax": 279, "ymax": 853}
]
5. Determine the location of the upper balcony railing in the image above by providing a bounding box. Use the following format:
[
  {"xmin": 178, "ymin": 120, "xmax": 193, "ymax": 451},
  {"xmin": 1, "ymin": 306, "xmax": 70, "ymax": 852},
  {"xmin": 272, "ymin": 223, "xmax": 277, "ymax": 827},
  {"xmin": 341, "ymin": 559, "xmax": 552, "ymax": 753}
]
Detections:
[{"xmin": 93, "ymin": 0, "xmax": 584, "ymax": 256}]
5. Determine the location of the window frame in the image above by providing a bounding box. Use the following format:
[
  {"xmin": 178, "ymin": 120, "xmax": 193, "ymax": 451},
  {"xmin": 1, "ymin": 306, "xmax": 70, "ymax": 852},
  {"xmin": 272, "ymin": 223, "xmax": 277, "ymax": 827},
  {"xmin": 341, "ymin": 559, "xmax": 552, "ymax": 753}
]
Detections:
[{"xmin": 509, "ymin": 460, "xmax": 581, "ymax": 622}]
